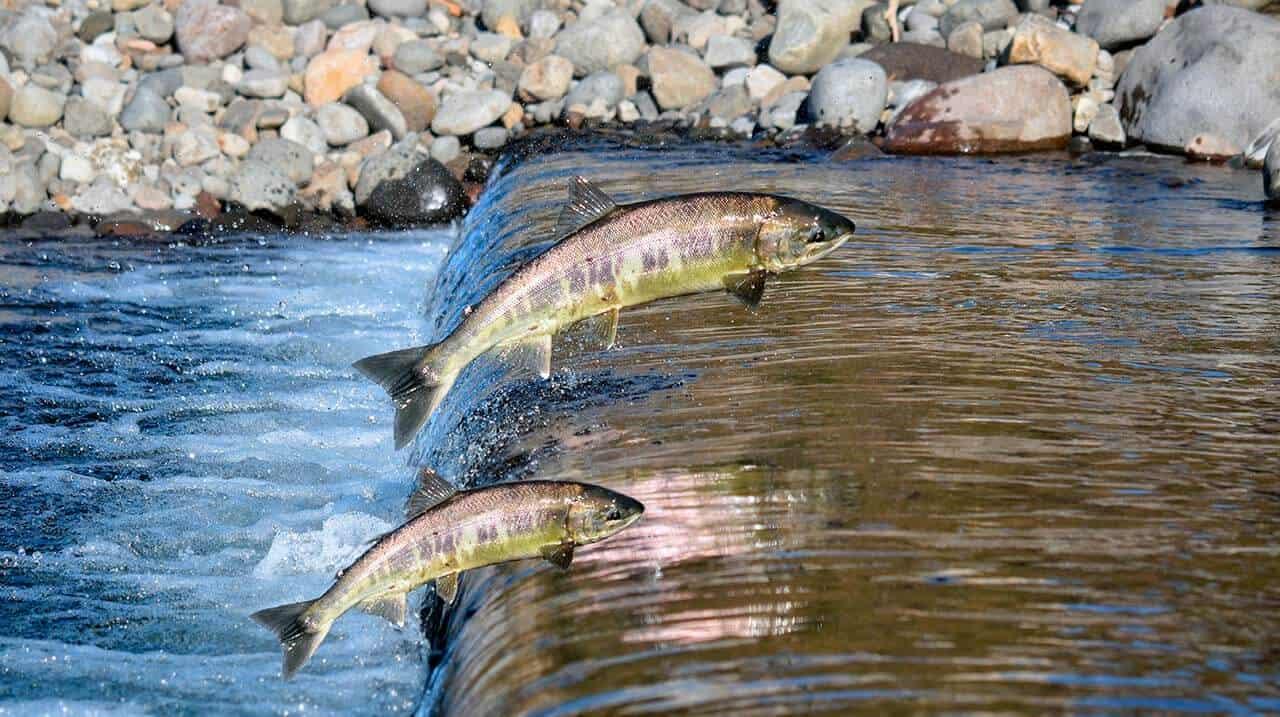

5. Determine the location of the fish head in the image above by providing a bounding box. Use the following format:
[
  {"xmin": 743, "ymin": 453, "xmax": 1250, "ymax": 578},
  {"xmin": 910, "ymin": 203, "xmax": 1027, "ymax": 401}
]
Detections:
[
  {"xmin": 757, "ymin": 200, "xmax": 855, "ymax": 272},
  {"xmin": 566, "ymin": 484, "xmax": 645, "ymax": 544}
]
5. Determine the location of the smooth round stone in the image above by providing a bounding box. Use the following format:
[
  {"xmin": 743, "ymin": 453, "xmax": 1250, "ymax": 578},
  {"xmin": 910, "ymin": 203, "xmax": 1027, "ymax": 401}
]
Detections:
[
  {"xmin": 237, "ymin": 70, "xmax": 290, "ymax": 98},
  {"xmin": 9, "ymin": 85, "xmax": 66, "ymax": 127},
  {"xmin": 322, "ymin": 2, "xmax": 369, "ymax": 28},
  {"xmin": 429, "ymin": 134, "xmax": 460, "ymax": 163},
  {"xmin": 316, "ymin": 102, "xmax": 370, "ymax": 145},
  {"xmin": 473, "ymin": 126, "xmax": 508, "ymax": 150},
  {"xmin": 64, "ymin": 96, "xmax": 114, "ymax": 138},
  {"xmin": 430, "ymin": 89, "xmax": 512, "ymax": 136},
  {"xmin": 527, "ymin": 9, "xmax": 561, "ymax": 39},
  {"xmin": 134, "ymin": 5, "xmax": 175, "ymax": 44},
  {"xmin": 564, "ymin": 71, "xmax": 624, "ymax": 110},
  {"xmin": 393, "ymin": 40, "xmax": 445, "ymax": 75},
  {"xmin": 368, "ymin": 0, "xmax": 426, "ymax": 18},
  {"xmin": 6, "ymin": 12, "xmax": 59, "ymax": 68},
  {"xmin": 554, "ymin": 9, "xmax": 646, "ymax": 77},
  {"xmin": 281, "ymin": 115, "xmax": 329, "ymax": 155},
  {"xmin": 807, "ymin": 58, "xmax": 888, "ymax": 132}
]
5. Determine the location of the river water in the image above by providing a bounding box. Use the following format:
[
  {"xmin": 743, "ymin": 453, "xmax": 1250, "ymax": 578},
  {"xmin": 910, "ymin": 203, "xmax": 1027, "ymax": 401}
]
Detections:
[{"xmin": 2, "ymin": 139, "xmax": 1278, "ymax": 715}]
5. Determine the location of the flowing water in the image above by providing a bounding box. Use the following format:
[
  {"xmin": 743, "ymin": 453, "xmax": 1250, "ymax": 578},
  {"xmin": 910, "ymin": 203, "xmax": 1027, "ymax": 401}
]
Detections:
[{"xmin": 2, "ymin": 138, "xmax": 1279, "ymax": 715}]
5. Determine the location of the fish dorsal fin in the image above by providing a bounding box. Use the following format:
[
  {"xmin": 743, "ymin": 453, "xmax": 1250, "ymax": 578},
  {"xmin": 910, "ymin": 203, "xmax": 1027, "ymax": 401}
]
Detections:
[
  {"xmin": 541, "ymin": 542, "xmax": 574, "ymax": 569},
  {"xmin": 359, "ymin": 592, "xmax": 407, "ymax": 628},
  {"xmin": 435, "ymin": 572, "xmax": 459, "ymax": 605},
  {"xmin": 723, "ymin": 269, "xmax": 767, "ymax": 308},
  {"xmin": 555, "ymin": 176, "xmax": 618, "ymax": 237},
  {"xmin": 405, "ymin": 468, "xmax": 456, "ymax": 520}
]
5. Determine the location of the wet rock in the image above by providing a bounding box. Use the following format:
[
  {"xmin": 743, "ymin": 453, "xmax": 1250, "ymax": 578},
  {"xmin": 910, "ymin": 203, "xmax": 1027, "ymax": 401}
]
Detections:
[
  {"xmin": 1116, "ymin": 7, "xmax": 1280, "ymax": 154},
  {"xmin": 564, "ymin": 71, "xmax": 624, "ymax": 110},
  {"xmin": 473, "ymin": 126, "xmax": 508, "ymax": 150},
  {"xmin": 284, "ymin": 0, "xmax": 337, "ymax": 25},
  {"xmin": 1007, "ymin": 13, "xmax": 1098, "ymax": 86},
  {"xmin": 1265, "ymin": 140, "xmax": 1280, "ymax": 203},
  {"xmin": 350, "ymin": 81, "xmax": 411, "ymax": 139},
  {"xmin": 429, "ymin": 135, "xmax": 461, "ymax": 163},
  {"xmin": 1184, "ymin": 133, "xmax": 1240, "ymax": 161},
  {"xmin": 9, "ymin": 86, "xmax": 66, "ymax": 128},
  {"xmin": 317, "ymin": 102, "xmax": 370, "ymax": 145},
  {"xmin": 884, "ymin": 65, "xmax": 1071, "ymax": 154},
  {"xmin": 431, "ymin": 89, "xmax": 512, "ymax": 136},
  {"xmin": 393, "ymin": 40, "xmax": 445, "ymax": 74},
  {"xmin": 554, "ymin": 9, "xmax": 646, "ymax": 77},
  {"xmin": 704, "ymin": 35, "xmax": 755, "ymax": 69},
  {"xmin": 248, "ymin": 137, "xmax": 314, "ymax": 184},
  {"xmin": 305, "ymin": 49, "xmax": 376, "ymax": 105},
  {"xmin": 355, "ymin": 142, "xmax": 466, "ymax": 226},
  {"xmin": 939, "ymin": 0, "xmax": 1017, "ymax": 38},
  {"xmin": 947, "ymin": 20, "xmax": 984, "ymax": 59},
  {"xmin": 807, "ymin": 58, "xmax": 887, "ymax": 133},
  {"xmin": 229, "ymin": 159, "xmax": 295, "ymax": 211},
  {"xmin": 519, "ymin": 55, "xmax": 574, "ymax": 101},
  {"xmin": 1075, "ymin": 0, "xmax": 1165, "ymax": 51},
  {"xmin": 647, "ymin": 47, "xmax": 717, "ymax": 110},
  {"xmin": 176, "ymin": 0, "xmax": 251, "ymax": 64},
  {"xmin": 769, "ymin": 0, "xmax": 865, "ymax": 74},
  {"xmin": 369, "ymin": 0, "xmax": 426, "ymax": 19},
  {"xmin": 860, "ymin": 42, "xmax": 985, "ymax": 84}
]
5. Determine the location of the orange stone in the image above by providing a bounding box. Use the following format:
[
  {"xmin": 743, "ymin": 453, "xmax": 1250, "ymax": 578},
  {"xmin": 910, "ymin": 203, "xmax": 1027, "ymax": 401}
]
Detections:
[
  {"xmin": 304, "ymin": 49, "xmax": 375, "ymax": 106},
  {"xmin": 377, "ymin": 70, "xmax": 437, "ymax": 133},
  {"xmin": 494, "ymin": 14, "xmax": 522, "ymax": 40}
]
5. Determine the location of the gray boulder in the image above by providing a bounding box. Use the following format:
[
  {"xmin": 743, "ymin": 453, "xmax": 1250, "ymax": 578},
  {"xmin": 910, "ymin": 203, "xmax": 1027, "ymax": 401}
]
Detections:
[
  {"xmin": 229, "ymin": 159, "xmax": 295, "ymax": 211},
  {"xmin": 939, "ymin": 0, "xmax": 1017, "ymax": 38},
  {"xmin": 1075, "ymin": 0, "xmax": 1164, "ymax": 50},
  {"xmin": 769, "ymin": 0, "xmax": 868, "ymax": 74},
  {"xmin": 355, "ymin": 142, "xmax": 466, "ymax": 226},
  {"xmin": 807, "ymin": 58, "xmax": 887, "ymax": 133},
  {"xmin": 554, "ymin": 10, "xmax": 646, "ymax": 76},
  {"xmin": 1116, "ymin": 6, "xmax": 1280, "ymax": 154},
  {"xmin": 247, "ymin": 137, "xmax": 314, "ymax": 185}
]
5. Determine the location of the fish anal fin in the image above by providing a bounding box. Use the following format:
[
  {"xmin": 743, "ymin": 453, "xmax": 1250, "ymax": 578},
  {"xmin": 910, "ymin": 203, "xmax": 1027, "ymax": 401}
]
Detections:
[
  {"xmin": 580, "ymin": 308, "xmax": 620, "ymax": 350},
  {"xmin": 723, "ymin": 269, "xmax": 767, "ymax": 308},
  {"xmin": 435, "ymin": 572, "xmax": 459, "ymax": 604},
  {"xmin": 406, "ymin": 467, "xmax": 457, "ymax": 519},
  {"xmin": 499, "ymin": 334, "xmax": 553, "ymax": 380},
  {"xmin": 359, "ymin": 592, "xmax": 407, "ymax": 628},
  {"xmin": 554, "ymin": 176, "xmax": 618, "ymax": 237},
  {"xmin": 541, "ymin": 542, "xmax": 574, "ymax": 569}
]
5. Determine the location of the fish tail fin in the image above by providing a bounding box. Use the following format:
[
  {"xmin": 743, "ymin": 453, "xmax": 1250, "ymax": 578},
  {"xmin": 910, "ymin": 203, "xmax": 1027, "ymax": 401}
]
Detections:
[
  {"xmin": 251, "ymin": 599, "xmax": 330, "ymax": 680},
  {"xmin": 353, "ymin": 344, "xmax": 453, "ymax": 449}
]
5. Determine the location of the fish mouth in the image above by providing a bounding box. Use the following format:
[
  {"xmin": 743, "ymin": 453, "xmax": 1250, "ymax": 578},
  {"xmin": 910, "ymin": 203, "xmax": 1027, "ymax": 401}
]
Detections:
[{"xmin": 803, "ymin": 233, "xmax": 852, "ymax": 264}]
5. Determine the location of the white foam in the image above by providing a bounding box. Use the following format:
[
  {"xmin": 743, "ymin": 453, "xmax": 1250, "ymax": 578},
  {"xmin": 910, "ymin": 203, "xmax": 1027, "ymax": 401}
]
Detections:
[{"xmin": 254, "ymin": 512, "xmax": 395, "ymax": 578}]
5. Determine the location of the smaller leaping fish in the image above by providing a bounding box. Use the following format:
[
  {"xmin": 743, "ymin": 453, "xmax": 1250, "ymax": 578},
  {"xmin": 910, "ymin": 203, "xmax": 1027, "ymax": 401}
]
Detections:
[
  {"xmin": 355, "ymin": 176, "xmax": 856, "ymax": 448},
  {"xmin": 251, "ymin": 470, "xmax": 643, "ymax": 679}
]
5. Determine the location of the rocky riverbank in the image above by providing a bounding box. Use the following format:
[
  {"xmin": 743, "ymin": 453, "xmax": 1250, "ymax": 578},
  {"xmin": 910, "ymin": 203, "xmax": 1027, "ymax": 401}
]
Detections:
[{"xmin": 1, "ymin": 0, "xmax": 1279, "ymax": 236}]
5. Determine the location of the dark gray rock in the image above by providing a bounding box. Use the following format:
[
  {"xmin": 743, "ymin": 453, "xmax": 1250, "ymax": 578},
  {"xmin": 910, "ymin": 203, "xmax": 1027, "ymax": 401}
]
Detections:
[
  {"xmin": 1075, "ymin": 0, "xmax": 1164, "ymax": 50},
  {"xmin": 807, "ymin": 58, "xmax": 887, "ymax": 132},
  {"xmin": 247, "ymin": 137, "xmax": 315, "ymax": 185},
  {"xmin": 355, "ymin": 143, "xmax": 467, "ymax": 226},
  {"xmin": 939, "ymin": 0, "xmax": 1017, "ymax": 38},
  {"xmin": 139, "ymin": 68, "xmax": 185, "ymax": 98},
  {"xmin": 1116, "ymin": 6, "xmax": 1280, "ymax": 153},
  {"xmin": 554, "ymin": 9, "xmax": 646, "ymax": 76},
  {"xmin": 344, "ymin": 84, "xmax": 409, "ymax": 140}
]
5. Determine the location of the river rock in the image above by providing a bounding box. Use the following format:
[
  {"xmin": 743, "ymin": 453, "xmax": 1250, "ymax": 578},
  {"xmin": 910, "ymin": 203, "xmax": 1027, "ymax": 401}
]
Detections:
[
  {"xmin": 64, "ymin": 97, "xmax": 114, "ymax": 138},
  {"xmin": 379, "ymin": 71, "xmax": 436, "ymax": 133},
  {"xmin": 1007, "ymin": 13, "xmax": 1097, "ymax": 86},
  {"xmin": 296, "ymin": 20, "xmax": 328, "ymax": 57},
  {"xmin": 79, "ymin": 12, "xmax": 115, "ymax": 43},
  {"xmin": 482, "ymin": 0, "xmax": 540, "ymax": 29},
  {"xmin": 640, "ymin": 0, "xmax": 693, "ymax": 44},
  {"xmin": 284, "ymin": 0, "xmax": 337, "ymax": 25},
  {"xmin": 807, "ymin": 58, "xmax": 886, "ymax": 133},
  {"xmin": 174, "ymin": 124, "xmax": 221, "ymax": 165},
  {"xmin": 473, "ymin": 126, "xmax": 508, "ymax": 150},
  {"xmin": 704, "ymin": 35, "xmax": 755, "ymax": 69},
  {"xmin": 884, "ymin": 65, "xmax": 1071, "ymax": 154},
  {"xmin": 519, "ymin": 55, "xmax": 573, "ymax": 100},
  {"xmin": 0, "ymin": 79, "xmax": 11, "ymax": 122},
  {"xmin": 237, "ymin": 69, "xmax": 290, "ymax": 98},
  {"xmin": 939, "ymin": 0, "xmax": 1017, "ymax": 37},
  {"xmin": 472, "ymin": 33, "xmax": 515, "ymax": 64},
  {"xmin": 1074, "ymin": 0, "xmax": 1164, "ymax": 51},
  {"xmin": 248, "ymin": 137, "xmax": 314, "ymax": 184},
  {"xmin": 703, "ymin": 83, "xmax": 751, "ymax": 121},
  {"xmin": 74, "ymin": 179, "xmax": 134, "ymax": 215},
  {"xmin": 176, "ymin": 0, "xmax": 251, "ymax": 64},
  {"xmin": 769, "ymin": 0, "xmax": 866, "ymax": 75},
  {"xmin": 554, "ymin": 9, "xmax": 646, "ymax": 77},
  {"xmin": 860, "ymin": 43, "xmax": 985, "ymax": 84},
  {"xmin": 369, "ymin": 0, "xmax": 426, "ymax": 18},
  {"xmin": 1116, "ymin": 6, "xmax": 1280, "ymax": 155},
  {"xmin": 305, "ymin": 49, "xmax": 376, "ymax": 105},
  {"xmin": 431, "ymin": 89, "xmax": 512, "ymax": 135},
  {"xmin": 2, "ymin": 11, "xmax": 59, "ymax": 69},
  {"xmin": 120, "ymin": 87, "xmax": 171, "ymax": 132},
  {"xmin": 355, "ymin": 142, "xmax": 466, "ymax": 226},
  {"xmin": 12, "ymin": 160, "xmax": 45, "ymax": 214},
  {"xmin": 564, "ymin": 71, "xmax": 625, "ymax": 110},
  {"xmin": 393, "ymin": 40, "xmax": 445, "ymax": 74},
  {"xmin": 430, "ymin": 135, "xmax": 461, "ymax": 163},
  {"xmin": 317, "ymin": 102, "xmax": 370, "ymax": 145},
  {"xmin": 9, "ymin": 85, "xmax": 66, "ymax": 128},
  {"xmin": 947, "ymin": 20, "xmax": 984, "ymax": 59},
  {"xmin": 134, "ymin": 5, "xmax": 176, "ymax": 44},
  {"xmin": 1265, "ymin": 140, "xmax": 1280, "ymax": 203},
  {"xmin": 229, "ymin": 159, "xmax": 295, "ymax": 210},
  {"xmin": 281, "ymin": 115, "xmax": 328, "ymax": 155},
  {"xmin": 349, "ymin": 81, "xmax": 409, "ymax": 139},
  {"xmin": 647, "ymin": 47, "xmax": 716, "ymax": 110}
]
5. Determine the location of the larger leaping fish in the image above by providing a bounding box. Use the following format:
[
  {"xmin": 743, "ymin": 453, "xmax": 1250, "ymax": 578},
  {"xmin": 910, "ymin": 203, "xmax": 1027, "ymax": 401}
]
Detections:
[
  {"xmin": 355, "ymin": 177, "xmax": 856, "ymax": 448},
  {"xmin": 252, "ymin": 469, "xmax": 643, "ymax": 679}
]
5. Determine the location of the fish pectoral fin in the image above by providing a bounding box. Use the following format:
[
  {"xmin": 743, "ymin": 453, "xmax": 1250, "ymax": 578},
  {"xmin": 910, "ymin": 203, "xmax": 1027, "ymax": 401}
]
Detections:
[
  {"xmin": 405, "ymin": 467, "xmax": 457, "ymax": 519},
  {"xmin": 581, "ymin": 308, "xmax": 620, "ymax": 350},
  {"xmin": 541, "ymin": 542, "xmax": 574, "ymax": 570},
  {"xmin": 723, "ymin": 269, "xmax": 767, "ymax": 309},
  {"xmin": 359, "ymin": 593, "xmax": 407, "ymax": 629},
  {"xmin": 499, "ymin": 334, "xmax": 553, "ymax": 380},
  {"xmin": 555, "ymin": 176, "xmax": 619, "ymax": 238},
  {"xmin": 435, "ymin": 572, "xmax": 460, "ymax": 605}
]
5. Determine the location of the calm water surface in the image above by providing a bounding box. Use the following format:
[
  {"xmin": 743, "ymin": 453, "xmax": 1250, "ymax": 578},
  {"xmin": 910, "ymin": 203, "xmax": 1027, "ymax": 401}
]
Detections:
[{"xmin": 2, "ymin": 139, "xmax": 1278, "ymax": 715}]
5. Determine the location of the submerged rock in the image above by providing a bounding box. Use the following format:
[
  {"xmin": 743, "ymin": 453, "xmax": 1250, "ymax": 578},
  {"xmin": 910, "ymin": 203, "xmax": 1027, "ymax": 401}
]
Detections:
[{"xmin": 884, "ymin": 65, "xmax": 1071, "ymax": 154}]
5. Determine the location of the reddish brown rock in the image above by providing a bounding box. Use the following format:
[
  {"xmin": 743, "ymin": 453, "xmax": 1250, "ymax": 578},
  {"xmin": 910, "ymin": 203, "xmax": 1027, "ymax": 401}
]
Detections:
[
  {"xmin": 858, "ymin": 43, "xmax": 985, "ymax": 85},
  {"xmin": 377, "ymin": 70, "xmax": 436, "ymax": 133},
  {"xmin": 884, "ymin": 66, "xmax": 1071, "ymax": 155}
]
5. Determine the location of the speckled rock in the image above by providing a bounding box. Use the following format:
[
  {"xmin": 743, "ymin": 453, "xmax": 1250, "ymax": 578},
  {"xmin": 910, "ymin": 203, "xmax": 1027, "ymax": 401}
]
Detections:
[
  {"xmin": 175, "ymin": 0, "xmax": 251, "ymax": 63},
  {"xmin": 229, "ymin": 159, "xmax": 295, "ymax": 211},
  {"xmin": 554, "ymin": 10, "xmax": 646, "ymax": 77},
  {"xmin": 247, "ymin": 137, "xmax": 315, "ymax": 185},
  {"xmin": 807, "ymin": 58, "xmax": 887, "ymax": 133}
]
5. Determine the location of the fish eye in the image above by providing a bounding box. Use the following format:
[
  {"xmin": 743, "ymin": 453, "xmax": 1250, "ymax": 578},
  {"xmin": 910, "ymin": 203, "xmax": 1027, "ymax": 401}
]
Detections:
[
  {"xmin": 809, "ymin": 226, "xmax": 826, "ymax": 243},
  {"xmin": 605, "ymin": 507, "xmax": 622, "ymax": 521}
]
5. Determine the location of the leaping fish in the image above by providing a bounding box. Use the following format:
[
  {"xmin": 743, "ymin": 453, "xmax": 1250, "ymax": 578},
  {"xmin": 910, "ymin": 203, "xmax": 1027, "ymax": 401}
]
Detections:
[
  {"xmin": 252, "ymin": 469, "xmax": 643, "ymax": 679},
  {"xmin": 355, "ymin": 177, "xmax": 856, "ymax": 448}
]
